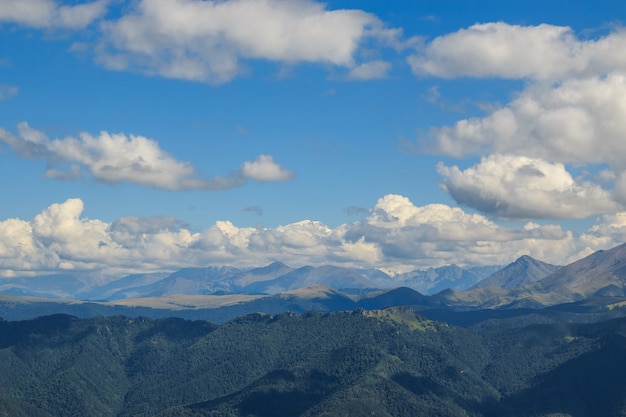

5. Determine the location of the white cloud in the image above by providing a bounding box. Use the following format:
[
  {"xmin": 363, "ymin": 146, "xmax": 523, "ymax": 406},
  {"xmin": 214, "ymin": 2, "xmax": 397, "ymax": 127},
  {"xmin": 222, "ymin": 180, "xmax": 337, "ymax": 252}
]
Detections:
[
  {"xmin": 410, "ymin": 23, "xmax": 626, "ymax": 222},
  {"xmin": 0, "ymin": 217, "xmax": 55, "ymax": 276},
  {"xmin": 427, "ymin": 73, "xmax": 626, "ymax": 166},
  {"xmin": 241, "ymin": 154, "xmax": 293, "ymax": 182},
  {"xmin": 438, "ymin": 155, "xmax": 621, "ymax": 219},
  {"xmin": 345, "ymin": 194, "xmax": 583, "ymax": 268},
  {"xmin": 32, "ymin": 198, "xmax": 114, "ymax": 263},
  {"xmin": 0, "ymin": 0, "xmax": 108, "ymax": 29},
  {"xmin": 346, "ymin": 60, "xmax": 391, "ymax": 80},
  {"xmin": 96, "ymin": 0, "xmax": 397, "ymax": 83},
  {"xmin": 343, "ymin": 194, "xmax": 529, "ymax": 267},
  {"xmin": 409, "ymin": 22, "xmax": 626, "ymax": 80},
  {"xmin": 578, "ymin": 212, "xmax": 626, "ymax": 259},
  {"xmin": 5, "ymin": 195, "xmax": 615, "ymax": 278},
  {"xmin": 0, "ymin": 122, "xmax": 293, "ymax": 190}
]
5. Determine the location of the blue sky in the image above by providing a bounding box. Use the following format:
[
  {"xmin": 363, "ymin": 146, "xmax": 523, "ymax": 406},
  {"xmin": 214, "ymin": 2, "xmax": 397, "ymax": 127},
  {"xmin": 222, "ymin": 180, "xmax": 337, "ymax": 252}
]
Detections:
[{"xmin": 2, "ymin": 0, "xmax": 626, "ymax": 279}]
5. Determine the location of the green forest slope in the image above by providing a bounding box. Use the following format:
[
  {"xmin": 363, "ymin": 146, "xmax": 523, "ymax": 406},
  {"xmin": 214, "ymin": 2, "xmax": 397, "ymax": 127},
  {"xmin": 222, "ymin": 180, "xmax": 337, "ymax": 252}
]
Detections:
[{"xmin": 1, "ymin": 309, "xmax": 626, "ymax": 416}]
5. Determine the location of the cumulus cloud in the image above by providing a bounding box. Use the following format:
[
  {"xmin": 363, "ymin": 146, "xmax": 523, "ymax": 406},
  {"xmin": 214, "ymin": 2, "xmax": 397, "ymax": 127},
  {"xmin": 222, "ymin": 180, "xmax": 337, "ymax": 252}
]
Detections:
[
  {"xmin": 342, "ymin": 194, "xmax": 531, "ymax": 266},
  {"xmin": 438, "ymin": 155, "xmax": 621, "ymax": 219},
  {"xmin": 427, "ymin": 74, "xmax": 626, "ymax": 165},
  {"xmin": 109, "ymin": 216, "xmax": 184, "ymax": 235},
  {"xmin": 241, "ymin": 154, "xmax": 293, "ymax": 182},
  {"xmin": 346, "ymin": 60, "xmax": 391, "ymax": 80},
  {"xmin": 95, "ymin": 0, "xmax": 398, "ymax": 83},
  {"xmin": 577, "ymin": 212, "xmax": 626, "ymax": 260},
  {"xmin": 1, "ymin": 0, "xmax": 400, "ymax": 83},
  {"xmin": 0, "ymin": 218, "xmax": 54, "ymax": 276},
  {"xmin": 5, "ymin": 195, "xmax": 617, "ymax": 278},
  {"xmin": 420, "ymin": 72, "xmax": 626, "ymax": 219},
  {"xmin": 0, "ymin": 122, "xmax": 292, "ymax": 190},
  {"xmin": 409, "ymin": 22, "xmax": 626, "ymax": 80},
  {"xmin": 0, "ymin": 0, "xmax": 109, "ymax": 29},
  {"xmin": 409, "ymin": 22, "xmax": 626, "ymax": 221}
]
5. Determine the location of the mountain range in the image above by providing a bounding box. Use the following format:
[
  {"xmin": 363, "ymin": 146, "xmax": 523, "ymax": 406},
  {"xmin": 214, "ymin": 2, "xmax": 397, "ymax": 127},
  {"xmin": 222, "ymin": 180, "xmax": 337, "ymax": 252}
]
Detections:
[
  {"xmin": 5, "ymin": 242, "xmax": 626, "ymax": 323},
  {"xmin": 0, "ymin": 260, "xmax": 503, "ymax": 301}
]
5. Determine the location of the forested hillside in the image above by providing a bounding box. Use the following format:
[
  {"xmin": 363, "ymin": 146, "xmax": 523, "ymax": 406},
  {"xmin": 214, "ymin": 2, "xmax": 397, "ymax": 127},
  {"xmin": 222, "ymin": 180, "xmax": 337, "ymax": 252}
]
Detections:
[{"xmin": 1, "ymin": 309, "xmax": 626, "ymax": 416}]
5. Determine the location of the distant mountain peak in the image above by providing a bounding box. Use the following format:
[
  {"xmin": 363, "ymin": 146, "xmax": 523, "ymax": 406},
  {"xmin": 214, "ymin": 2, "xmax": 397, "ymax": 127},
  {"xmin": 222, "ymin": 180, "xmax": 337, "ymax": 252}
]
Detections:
[
  {"xmin": 254, "ymin": 261, "xmax": 290, "ymax": 272},
  {"xmin": 472, "ymin": 255, "xmax": 560, "ymax": 290}
]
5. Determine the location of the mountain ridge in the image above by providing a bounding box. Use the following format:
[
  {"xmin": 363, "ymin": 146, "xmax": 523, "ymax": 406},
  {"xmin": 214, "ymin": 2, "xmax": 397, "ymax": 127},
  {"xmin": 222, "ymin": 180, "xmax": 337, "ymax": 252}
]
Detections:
[
  {"xmin": 0, "ymin": 261, "xmax": 501, "ymax": 301},
  {"xmin": 4, "ymin": 242, "xmax": 626, "ymax": 321}
]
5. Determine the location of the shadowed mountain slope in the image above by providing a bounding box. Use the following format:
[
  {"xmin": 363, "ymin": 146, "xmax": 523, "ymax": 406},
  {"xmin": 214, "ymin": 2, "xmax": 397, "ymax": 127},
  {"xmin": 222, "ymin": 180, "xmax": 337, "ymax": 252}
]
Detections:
[
  {"xmin": 529, "ymin": 243, "xmax": 626, "ymax": 298},
  {"xmin": 437, "ymin": 243, "xmax": 626, "ymax": 309},
  {"xmin": 3, "ymin": 311, "xmax": 626, "ymax": 416}
]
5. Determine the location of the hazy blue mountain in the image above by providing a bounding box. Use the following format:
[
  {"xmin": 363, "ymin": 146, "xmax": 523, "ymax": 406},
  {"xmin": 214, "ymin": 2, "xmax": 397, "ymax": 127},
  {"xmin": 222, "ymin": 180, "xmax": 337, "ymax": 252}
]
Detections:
[
  {"xmin": 471, "ymin": 255, "xmax": 561, "ymax": 290},
  {"xmin": 0, "ymin": 262, "xmax": 502, "ymax": 301},
  {"xmin": 105, "ymin": 266, "xmax": 243, "ymax": 299},
  {"xmin": 79, "ymin": 272, "xmax": 170, "ymax": 300},
  {"xmin": 229, "ymin": 261, "xmax": 295, "ymax": 288},
  {"xmin": 352, "ymin": 267, "xmax": 394, "ymax": 284},
  {"xmin": 242, "ymin": 265, "xmax": 378, "ymax": 294},
  {"xmin": 355, "ymin": 264, "xmax": 501, "ymax": 295},
  {"xmin": 0, "ymin": 274, "xmax": 90, "ymax": 299},
  {"xmin": 398, "ymin": 264, "xmax": 498, "ymax": 295},
  {"xmin": 466, "ymin": 264, "xmax": 506, "ymax": 279}
]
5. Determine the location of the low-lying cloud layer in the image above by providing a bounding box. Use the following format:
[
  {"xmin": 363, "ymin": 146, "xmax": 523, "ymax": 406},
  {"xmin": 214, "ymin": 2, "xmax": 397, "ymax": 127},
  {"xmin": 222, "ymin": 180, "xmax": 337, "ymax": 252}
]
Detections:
[
  {"xmin": 0, "ymin": 122, "xmax": 293, "ymax": 190},
  {"xmin": 1, "ymin": 195, "xmax": 623, "ymax": 279}
]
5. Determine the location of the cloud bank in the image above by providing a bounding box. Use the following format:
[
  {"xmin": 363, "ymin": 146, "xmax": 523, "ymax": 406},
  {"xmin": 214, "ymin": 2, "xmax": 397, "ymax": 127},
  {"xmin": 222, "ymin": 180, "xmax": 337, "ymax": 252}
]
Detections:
[
  {"xmin": 0, "ymin": 122, "xmax": 292, "ymax": 190},
  {"xmin": 1, "ymin": 195, "xmax": 623, "ymax": 279}
]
